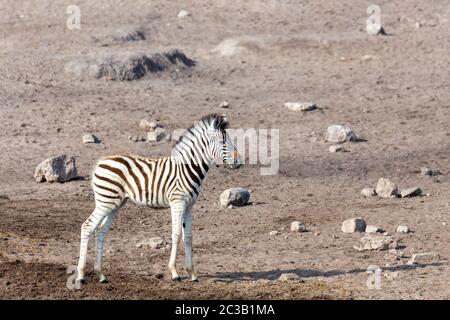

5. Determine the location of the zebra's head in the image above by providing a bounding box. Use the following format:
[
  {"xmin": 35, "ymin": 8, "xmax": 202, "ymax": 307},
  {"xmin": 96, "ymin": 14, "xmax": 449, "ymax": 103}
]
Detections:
[{"xmin": 205, "ymin": 114, "xmax": 241, "ymax": 169}]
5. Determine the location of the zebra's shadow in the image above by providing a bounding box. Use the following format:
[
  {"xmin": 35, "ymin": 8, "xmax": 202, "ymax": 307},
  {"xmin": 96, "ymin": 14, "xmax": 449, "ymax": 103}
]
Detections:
[{"xmin": 202, "ymin": 262, "xmax": 444, "ymax": 282}]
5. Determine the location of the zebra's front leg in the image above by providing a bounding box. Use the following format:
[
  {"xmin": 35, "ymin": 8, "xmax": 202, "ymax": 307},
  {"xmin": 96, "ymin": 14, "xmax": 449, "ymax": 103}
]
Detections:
[
  {"xmin": 182, "ymin": 210, "xmax": 197, "ymax": 281},
  {"xmin": 168, "ymin": 202, "xmax": 185, "ymax": 280}
]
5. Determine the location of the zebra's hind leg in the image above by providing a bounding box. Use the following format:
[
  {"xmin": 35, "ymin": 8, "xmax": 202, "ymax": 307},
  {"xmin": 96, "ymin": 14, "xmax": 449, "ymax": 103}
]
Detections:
[
  {"xmin": 76, "ymin": 204, "xmax": 116, "ymax": 283},
  {"xmin": 93, "ymin": 211, "xmax": 117, "ymax": 283},
  {"xmin": 182, "ymin": 209, "xmax": 197, "ymax": 281}
]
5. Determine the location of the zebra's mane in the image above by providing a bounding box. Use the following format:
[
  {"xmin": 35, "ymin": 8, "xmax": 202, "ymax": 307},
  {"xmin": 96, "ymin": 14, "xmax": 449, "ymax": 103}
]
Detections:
[{"xmin": 172, "ymin": 113, "xmax": 228, "ymax": 148}]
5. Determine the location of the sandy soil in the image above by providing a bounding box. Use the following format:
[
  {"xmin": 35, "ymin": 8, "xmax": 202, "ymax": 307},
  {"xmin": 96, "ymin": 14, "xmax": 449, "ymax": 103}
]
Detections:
[{"xmin": 0, "ymin": 0, "xmax": 449, "ymax": 299}]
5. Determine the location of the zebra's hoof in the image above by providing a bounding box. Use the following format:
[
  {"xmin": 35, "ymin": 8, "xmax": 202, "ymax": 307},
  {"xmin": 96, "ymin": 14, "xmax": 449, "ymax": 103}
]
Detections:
[
  {"xmin": 76, "ymin": 278, "xmax": 86, "ymax": 284},
  {"xmin": 190, "ymin": 278, "xmax": 199, "ymax": 282},
  {"xmin": 99, "ymin": 277, "xmax": 108, "ymax": 284},
  {"xmin": 172, "ymin": 276, "xmax": 181, "ymax": 281}
]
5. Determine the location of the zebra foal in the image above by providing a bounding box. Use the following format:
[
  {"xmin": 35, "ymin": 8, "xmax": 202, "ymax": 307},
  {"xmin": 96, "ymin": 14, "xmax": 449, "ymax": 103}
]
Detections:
[{"xmin": 76, "ymin": 113, "xmax": 240, "ymax": 283}]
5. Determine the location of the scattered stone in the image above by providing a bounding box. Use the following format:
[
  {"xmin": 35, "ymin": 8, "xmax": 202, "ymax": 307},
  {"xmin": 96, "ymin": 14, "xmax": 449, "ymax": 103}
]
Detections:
[
  {"xmin": 82, "ymin": 133, "xmax": 99, "ymax": 144},
  {"xmin": 354, "ymin": 235, "xmax": 397, "ymax": 251},
  {"xmin": 400, "ymin": 187, "xmax": 422, "ymax": 198},
  {"xmin": 66, "ymin": 49, "xmax": 196, "ymax": 81},
  {"xmin": 407, "ymin": 252, "xmax": 440, "ymax": 265},
  {"xmin": 325, "ymin": 125, "xmax": 357, "ymax": 143},
  {"xmin": 284, "ymin": 102, "xmax": 317, "ymax": 112},
  {"xmin": 220, "ymin": 187, "xmax": 250, "ymax": 207},
  {"xmin": 365, "ymin": 225, "xmax": 383, "ymax": 233},
  {"xmin": 34, "ymin": 155, "xmax": 78, "ymax": 183},
  {"xmin": 278, "ymin": 273, "xmax": 303, "ymax": 282},
  {"xmin": 361, "ymin": 187, "xmax": 377, "ymax": 197},
  {"xmin": 147, "ymin": 127, "xmax": 167, "ymax": 142},
  {"xmin": 420, "ymin": 167, "xmax": 441, "ymax": 176},
  {"xmin": 396, "ymin": 225, "xmax": 410, "ymax": 233},
  {"xmin": 128, "ymin": 135, "xmax": 145, "ymax": 142},
  {"xmin": 177, "ymin": 10, "xmax": 191, "ymax": 18},
  {"xmin": 375, "ymin": 178, "xmax": 398, "ymax": 198},
  {"xmin": 111, "ymin": 26, "xmax": 145, "ymax": 42},
  {"xmin": 290, "ymin": 221, "xmax": 307, "ymax": 233},
  {"xmin": 255, "ymin": 279, "xmax": 271, "ymax": 284},
  {"xmin": 421, "ymin": 167, "xmax": 432, "ymax": 176},
  {"xmin": 384, "ymin": 272, "xmax": 400, "ymax": 280},
  {"xmin": 269, "ymin": 230, "xmax": 279, "ymax": 236},
  {"xmin": 361, "ymin": 54, "xmax": 377, "ymax": 61},
  {"xmin": 329, "ymin": 145, "xmax": 344, "ymax": 153},
  {"xmin": 341, "ymin": 217, "xmax": 366, "ymax": 233},
  {"xmin": 385, "ymin": 249, "xmax": 404, "ymax": 261},
  {"xmin": 140, "ymin": 119, "xmax": 159, "ymax": 132},
  {"xmin": 136, "ymin": 237, "xmax": 166, "ymax": 250},
  {"xmin": 220, "ymin": 101, "xmax": 229, "ymax": 109},
  {"xmin": 0, "ymin": 194, "xmax": 9, "ymax": 200}
]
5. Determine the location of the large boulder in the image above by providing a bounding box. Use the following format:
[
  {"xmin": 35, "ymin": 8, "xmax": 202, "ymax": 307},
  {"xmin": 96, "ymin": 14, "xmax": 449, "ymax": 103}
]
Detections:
[
  {"xmin": 220, "ymin": 188, "xmax": 250, "ymax": 207},
  {"xmin": 325, "ymin": 125, "xmax": 357, "ymax": 143},
  {"xmin": 375, "ymin": 178, "xmax": 398, "ymax": 198},
  {"xmin": 341, "ymin": 217, "xmax": 366, "ymax": 233},
  {"xmin": 354, "ymin": 235, "xmax": 397, "ymax": 251},
  {"xmin": 34, "ymin": 155, "xmax": 78, "ymax": 183}
]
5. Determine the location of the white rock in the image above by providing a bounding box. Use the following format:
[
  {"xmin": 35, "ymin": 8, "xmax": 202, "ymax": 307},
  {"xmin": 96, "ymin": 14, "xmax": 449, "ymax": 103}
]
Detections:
[
  {"xmin": 375, "ymin": 178, "xmax": 398, "ymax": 198},
  {"xmin": 136, "ymin": 237, "xmax": 166, "ymax": 250},
  {"xmin": 361, "ymin": 54, "xmax": 377, "ymax": 61},
  {"xmin": 278, "ymin": 273, "xmax": 302, "ymax": 282},
  {"xmin": 385, "ymin": 249, "xmax": 404, "ymax": 260},
  {"xmin": 341, "ymin": 217, "xmax": 366, "ymax": 233},
  {"xmin": 140, "ymin": 119, "xmax": 158, "ymax": 132},
  {"xmin": 325, "ymin": 125, "xmax": 357, "ymax": 143},
  {"xmin": 177, "ymin": 10, "xmax": 191, "ymax": 18},
  {"xmin": 365, "ymin": 225, "xmax": 382, "ymax": 233},
  {"xmin": 329, "ymin": 145, "xmax": 344, "ymax": 153},
  {"xmin": 407, "ymin": 252, "xmax": 440, "ymax": 265},
  {"xmin": 384, "ymin": 272, "xmax": 400, "ymax": 280},
  {"xmin": 400, "ymin": 187, "xmax": 422, "ymax": 198},
  {"xmin": 396, "ymin": 225, "xmax": 410, "ymax": 233},
  {"xmin": 269, "ymin": 230, "xmax": 279, "ymax": 236},
  {"xmin": 220, "ymin": 188, "xmax": 250, "ymax": 207},
  {"xmin": 361, "ymin": 187, "xmax": 376, "ymax": 197},
  {"xmin": 220, "ymin": 101, "xmax": 229, "ymax": 108},
  {"xmin": 147, "ymin": 127, "xmax": 166, "ymax": 142},
  {"xmin": 284, "ymin": 102, "xmax": 316, "ymax": 112},
  {"xmin": 421, "ymin": 167, "xmax": 432, "ymax": 176},
  {"xmin": 354, "ymin": 235, "xmax": 397, "ymax": 251},
  {"xmin": 290, "ymin": 221, "xmax": 307, "ymax": 233},
  {"xmin": 82, "ymin": 133, "xmax": 99, "ymax": 144},
  {"xmin": 34, "ymin": 155, "xmax": 78, "ymax": 183}
]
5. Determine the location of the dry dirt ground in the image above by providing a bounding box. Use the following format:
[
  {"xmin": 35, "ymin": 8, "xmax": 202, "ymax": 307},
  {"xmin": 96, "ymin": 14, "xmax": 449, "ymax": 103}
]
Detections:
[{"xmin": 0, "ymin": 0, "xmax": 449, "ymax": 299}]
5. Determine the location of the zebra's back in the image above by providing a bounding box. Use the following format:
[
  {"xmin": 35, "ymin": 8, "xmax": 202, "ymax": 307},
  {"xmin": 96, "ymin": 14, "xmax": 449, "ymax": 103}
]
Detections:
[{"xmin": 92, "ymin": 155, "xmax": 175, "ymax": 208}]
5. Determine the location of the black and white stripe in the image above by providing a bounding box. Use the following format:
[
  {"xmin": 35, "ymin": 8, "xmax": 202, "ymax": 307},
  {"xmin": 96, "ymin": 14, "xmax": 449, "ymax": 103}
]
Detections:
[{"xmin": 77, "ymin": 113, "xmax": 239, "ymax": 283}]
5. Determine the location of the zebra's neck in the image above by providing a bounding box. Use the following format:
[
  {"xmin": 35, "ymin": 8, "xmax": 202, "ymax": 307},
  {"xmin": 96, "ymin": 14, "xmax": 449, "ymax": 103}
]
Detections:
[{"xmin": 171, "ymin": 123, "xmax": 214, "ymax": 178}]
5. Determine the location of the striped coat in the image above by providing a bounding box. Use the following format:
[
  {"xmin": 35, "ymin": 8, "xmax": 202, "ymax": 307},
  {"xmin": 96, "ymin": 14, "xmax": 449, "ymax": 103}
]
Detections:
[{"xmin": 76, "ymin": 113, "xmax": 239, "ymax": 284}]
